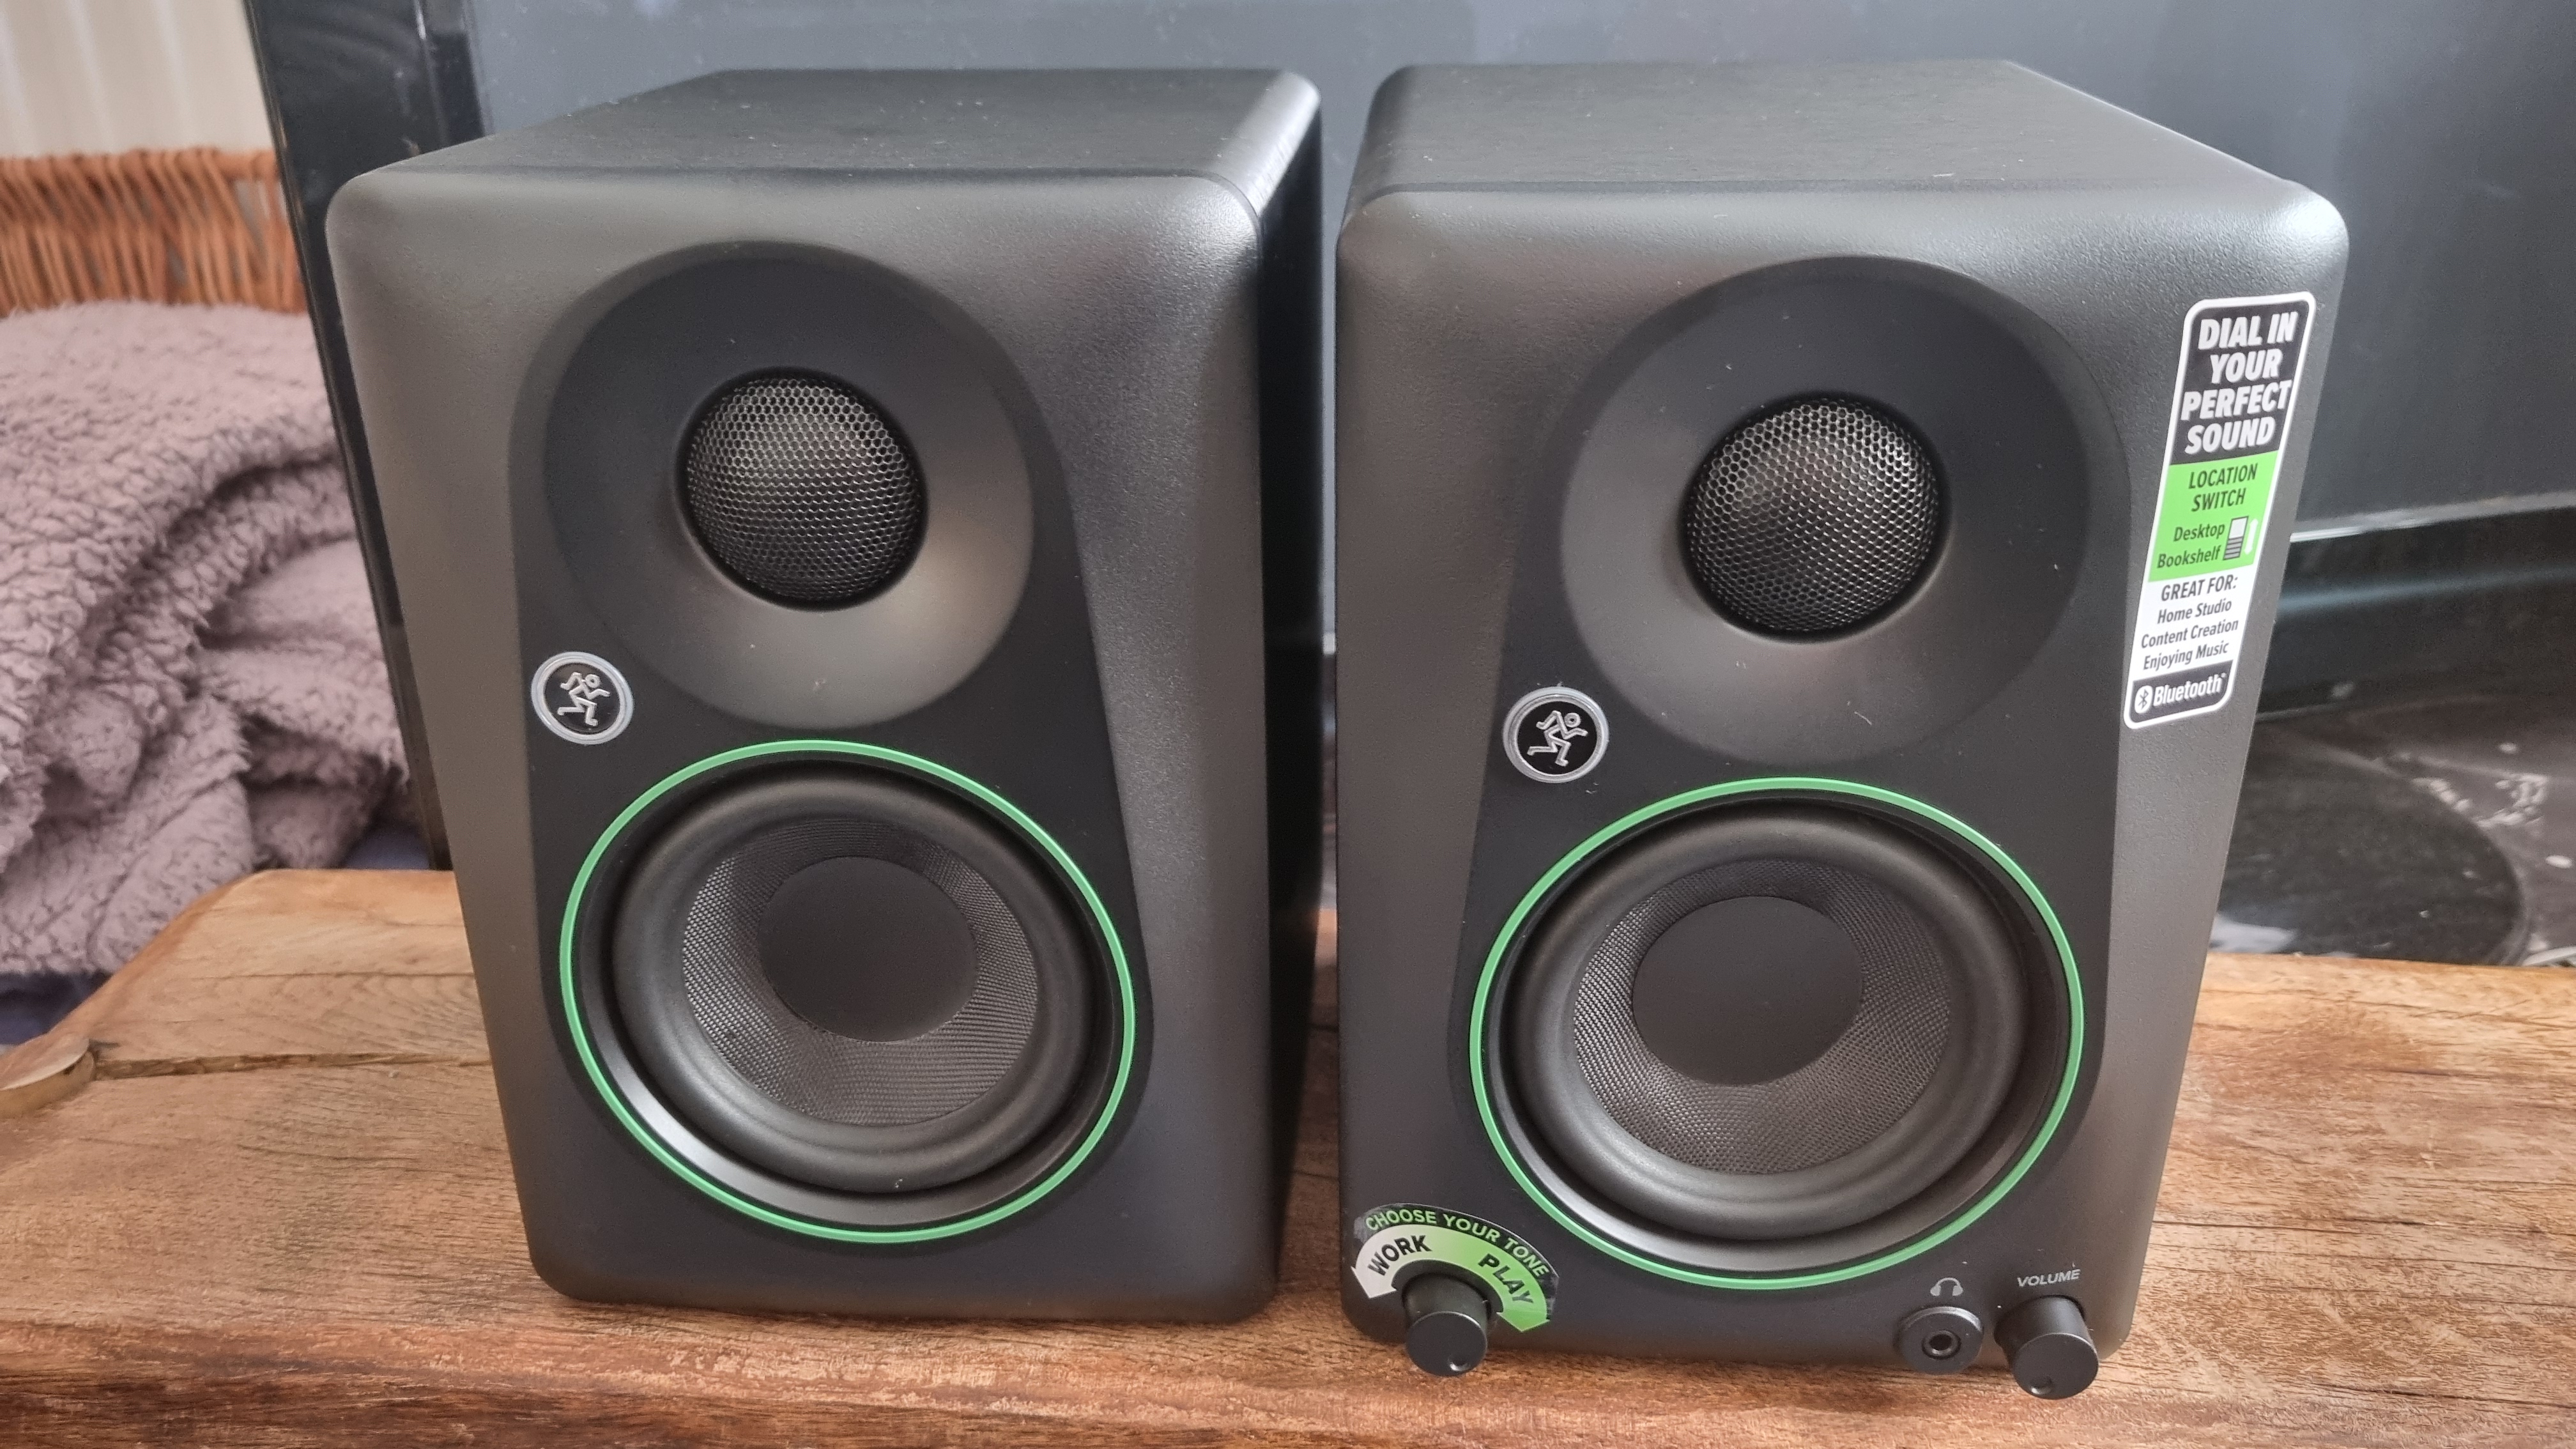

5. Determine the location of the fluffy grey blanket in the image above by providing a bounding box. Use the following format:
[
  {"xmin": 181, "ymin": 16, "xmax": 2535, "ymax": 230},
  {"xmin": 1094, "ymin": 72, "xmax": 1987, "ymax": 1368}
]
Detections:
[{"xmin": 0, "ymin": 302, "xmax": 406, "ymax": 982}]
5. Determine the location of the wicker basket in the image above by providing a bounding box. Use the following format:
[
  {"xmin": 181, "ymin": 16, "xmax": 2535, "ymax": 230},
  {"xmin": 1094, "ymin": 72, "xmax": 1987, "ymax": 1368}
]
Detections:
[{"xmin": 0, "ymin": 148, "xmax": 302, "ymax": 316}]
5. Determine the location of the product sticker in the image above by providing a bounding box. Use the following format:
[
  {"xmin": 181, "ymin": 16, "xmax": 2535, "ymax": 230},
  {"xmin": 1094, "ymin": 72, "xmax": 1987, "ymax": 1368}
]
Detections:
[
  {"xmin": 2123, "ymin": 293, "xmax": 2315, "ymax": 728},
  {"xmin": 1348, "ymin": 1203, "xmax": 1559, "ymax": 1332}
]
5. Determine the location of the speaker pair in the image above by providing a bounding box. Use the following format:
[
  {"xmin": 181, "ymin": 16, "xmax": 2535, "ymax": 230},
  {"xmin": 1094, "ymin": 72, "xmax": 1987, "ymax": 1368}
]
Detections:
[
  {"xmin": 1335, "ymin": 61, "xmax": 2342, "ymax": 1394},
  {"xmin": 332, "ymin": 60, "xmax": 2343, "ymax": 1393},
  {"xmin": 333, "ymin": 68, "xmax": 1322, "ymax": 1319}
]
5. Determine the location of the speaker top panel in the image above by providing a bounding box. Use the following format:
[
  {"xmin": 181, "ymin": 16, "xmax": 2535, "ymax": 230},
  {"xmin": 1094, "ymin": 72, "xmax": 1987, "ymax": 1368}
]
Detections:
[
  {"xmin": 395, "ymin": 68, "xmax": 1316, "ymax": 208},
  {"xmin": 1352, "ymin": 61, "xmax": 2296, "ymax": 205}
]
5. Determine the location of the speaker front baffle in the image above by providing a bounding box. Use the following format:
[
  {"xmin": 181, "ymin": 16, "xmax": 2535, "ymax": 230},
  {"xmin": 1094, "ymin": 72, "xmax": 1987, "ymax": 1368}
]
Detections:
[
  {"xmin": 330, "ymin": 68, "xmax": 1325, "ymax": 1321},
  {"xmin": 1334, "ymin": 60, "xmax": 2343, "ymax": 1393}
]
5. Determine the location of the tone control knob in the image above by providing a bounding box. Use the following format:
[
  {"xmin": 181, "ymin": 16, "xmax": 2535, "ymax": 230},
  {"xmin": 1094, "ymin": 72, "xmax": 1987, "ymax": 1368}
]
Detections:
[
  {"xmin": 1402, "ymin": 1272, "xmax": 1491, "ymax": 1376},
  {"xmin": 1895, "ymin": 1303, "xmax": 1985, "ymax": 1375},
  {"xmin": 1998, "ymin": 1296, "xmax": 2099, "ymax": 1399}
]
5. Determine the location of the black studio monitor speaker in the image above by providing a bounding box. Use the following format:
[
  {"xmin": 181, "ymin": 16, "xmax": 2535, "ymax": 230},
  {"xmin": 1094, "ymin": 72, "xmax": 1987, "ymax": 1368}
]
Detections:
[
  {"xmin": 326, "ymin": 69, "xmax": 1323, "ymax": 1319},
  {"xmin": 1335, "ymin": 63, "xmax": 2343, "ymax": 1390}
]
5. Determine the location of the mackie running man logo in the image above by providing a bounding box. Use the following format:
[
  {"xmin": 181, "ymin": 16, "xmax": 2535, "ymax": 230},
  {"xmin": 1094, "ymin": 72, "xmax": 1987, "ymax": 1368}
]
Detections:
[
  {"xmin": 555, "ymin": 669, "xmax": 613, "ymax": 731},
  {"xmin": 1505, "ymin": 687, "xmax": 1606, "ymax": 783},
  {"xmin": 1526, "ymin": 707, "xmax": 1588, "ymax": 769},
  {"xmin": 531, "ymin": 651, "xmax": 631, "ymax": 745}
]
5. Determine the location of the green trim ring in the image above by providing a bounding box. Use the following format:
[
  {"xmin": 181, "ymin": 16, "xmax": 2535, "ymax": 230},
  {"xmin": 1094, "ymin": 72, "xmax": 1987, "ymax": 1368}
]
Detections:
[
  {"xmin": 1469, "ymin": 776, "xmax": 2085, "ymax": 1290},
  {"xmin": 556, "ymin": 739, "xmax": 1138, "ymax": 1243}
]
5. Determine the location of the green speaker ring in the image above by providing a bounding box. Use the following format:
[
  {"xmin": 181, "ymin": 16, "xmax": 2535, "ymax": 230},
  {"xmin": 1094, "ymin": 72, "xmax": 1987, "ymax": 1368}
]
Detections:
[
  {"xmin": 556, "ymin": 739, "xmax": 1138, "ymax": 1243},
  {"xmin": 1469, "ymin": 776, "xmax": 2083, "ymax": 1290}
]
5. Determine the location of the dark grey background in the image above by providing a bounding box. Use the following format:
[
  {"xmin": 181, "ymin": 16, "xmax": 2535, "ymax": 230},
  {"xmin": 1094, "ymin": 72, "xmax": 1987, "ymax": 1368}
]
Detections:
[{"xmin": 468, "ymin": 0, "xmax": 2576, "ymax": 530}]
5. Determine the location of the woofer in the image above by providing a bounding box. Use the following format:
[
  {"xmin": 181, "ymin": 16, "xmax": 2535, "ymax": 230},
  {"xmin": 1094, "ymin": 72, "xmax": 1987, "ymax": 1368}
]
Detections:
[
  {"xmin": 1501, "ymin": 797, "xmax": 2055, "ymax": 1254},
  {"xmin": 573, "ymin": 755, "xmax": 1124, "ymax": 1225}
]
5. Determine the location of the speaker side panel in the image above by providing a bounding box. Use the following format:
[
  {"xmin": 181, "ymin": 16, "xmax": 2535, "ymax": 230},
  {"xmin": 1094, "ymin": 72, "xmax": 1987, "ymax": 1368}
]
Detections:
[
  {"xmin": 332, "ymin": 164, "xmax": 1291, "ymax": 1318},
  {"xmin": 329, "ymin": 171, "xmax": 551, "ymax": 1265},
  {"xmin": 1252, "ymin": 126, "xmax": 1329, "ymax": 1189},
  {"xmin": 2076, "ymin": 198, "xmax": 2347, "ymax": 1354},
  {"xmin": 970, "ymin": 171, "xmax": 1294, "ymax": 1313},
  {"xmin": 1336, "ymin": 183, "xmax": 2345, "ymax": 1361}
]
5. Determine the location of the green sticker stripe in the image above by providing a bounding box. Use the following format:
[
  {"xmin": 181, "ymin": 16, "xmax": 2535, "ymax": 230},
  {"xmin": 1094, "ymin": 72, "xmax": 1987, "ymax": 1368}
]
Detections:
[
  {"xmin": 555, "ymin": 739, "xmax": 1138, "ymax": 1243},
  {"xmin": 2148, "ymin": 451, "xmax": 2280, "ymax": 582},
  {"xmin": 1467, "ymin": 777, "xmax": 2085, "ymax": 1291}
]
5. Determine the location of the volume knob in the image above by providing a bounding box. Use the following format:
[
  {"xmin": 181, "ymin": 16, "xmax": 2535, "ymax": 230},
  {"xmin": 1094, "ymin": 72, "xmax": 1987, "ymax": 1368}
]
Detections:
[
  {"xmin": 1998, "ymin": 1296, "xmax": 2099, "ymax": 1399},
  {"xmin": 1402, "ymin": 1273, "xmax": 1491, "ymax": 1377}
]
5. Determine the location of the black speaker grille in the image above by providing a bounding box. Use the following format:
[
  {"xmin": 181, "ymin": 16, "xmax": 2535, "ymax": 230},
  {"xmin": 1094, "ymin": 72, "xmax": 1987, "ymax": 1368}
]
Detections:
[
  {"xmin": 1567, "ymin": 857, "xmax": 1952, "ymax": 1176},
  {"xmin": 679, "ymin": 818, "xmax": 1038, "ymax": 1127},
  {"xmin": 1681, "ymin": 397, "xmax": 1940, "ymax": 635},
  {"xmin": 682, "ymin": 375, "xmax": 925, "ymax": 606}
]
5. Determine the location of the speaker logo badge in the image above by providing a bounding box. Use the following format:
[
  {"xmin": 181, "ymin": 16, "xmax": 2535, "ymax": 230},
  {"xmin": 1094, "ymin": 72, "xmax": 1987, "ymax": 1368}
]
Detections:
[
  {"xmin": 1505, "ymin": 686, "xmax": 1607, "ymax": 783},
  {"xmin": 531, "ymin": 651, "xmax": 633, "ymax": 745},
  {"xmin": 2124, "ymin": 293, "xmax": 2316, "ymax": 729},
  {"xmin": 1349, "ymin": 1204, "xmax": 1559, "ymax": 1332}
]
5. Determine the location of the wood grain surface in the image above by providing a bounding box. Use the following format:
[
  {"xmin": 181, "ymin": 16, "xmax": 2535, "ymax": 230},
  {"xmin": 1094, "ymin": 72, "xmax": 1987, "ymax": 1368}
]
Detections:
[{"xmin": 1, "ymin": 870, "xmax": 2570, "ymax": 1446}]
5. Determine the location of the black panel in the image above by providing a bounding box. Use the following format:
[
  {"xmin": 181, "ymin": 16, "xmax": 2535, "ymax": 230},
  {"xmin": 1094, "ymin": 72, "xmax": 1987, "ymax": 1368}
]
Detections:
[
  {"xmin": 243, "ymin": 0, "xmax": 486, "ymax": 865},
  {"xmin": 2266, "ymin": 501, "xmax": 2576, "ymax": 709},
  {"xmin": 1257, "ymin": 128, "xmax": 1329, "ymax": 1183}
]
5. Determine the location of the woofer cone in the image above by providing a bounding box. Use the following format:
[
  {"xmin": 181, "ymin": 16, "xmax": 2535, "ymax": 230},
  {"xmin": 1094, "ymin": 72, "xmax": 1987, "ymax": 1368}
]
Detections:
[
  {"xmin": 1506, "ymin": 802, "xmax": 2028, "ymax": 1243},
  {"xmin": 610, "ymin": 765, "xmax": 1097, "ymax": 1197}
]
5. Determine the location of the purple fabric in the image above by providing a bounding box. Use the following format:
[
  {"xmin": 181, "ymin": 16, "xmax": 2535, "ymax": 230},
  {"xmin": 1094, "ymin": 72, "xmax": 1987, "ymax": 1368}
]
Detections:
[{"xmin": 0, "ymin": 302, "xmax": 406, "ymax": 985}]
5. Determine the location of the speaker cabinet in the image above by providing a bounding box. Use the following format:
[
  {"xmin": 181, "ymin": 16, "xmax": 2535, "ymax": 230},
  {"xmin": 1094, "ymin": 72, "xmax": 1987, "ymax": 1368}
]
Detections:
[
  {"xmin": 327, "ymin": 69, "xmax": 1322, "ymax": 1319},
  {"xmin": 1335, "ymin": 62, "xmax": 2343, "ymax": 1384}
]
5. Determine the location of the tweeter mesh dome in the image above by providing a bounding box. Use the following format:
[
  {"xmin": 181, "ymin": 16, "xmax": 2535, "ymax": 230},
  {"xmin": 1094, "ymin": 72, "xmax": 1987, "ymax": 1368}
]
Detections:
[
  {"xmin": 682, "ymin": 374, "xmax": 926, "ymax": 606},
  {"xmin": 1681, "ymin": 397, "xmax": 1941, "ymax": 635}
]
